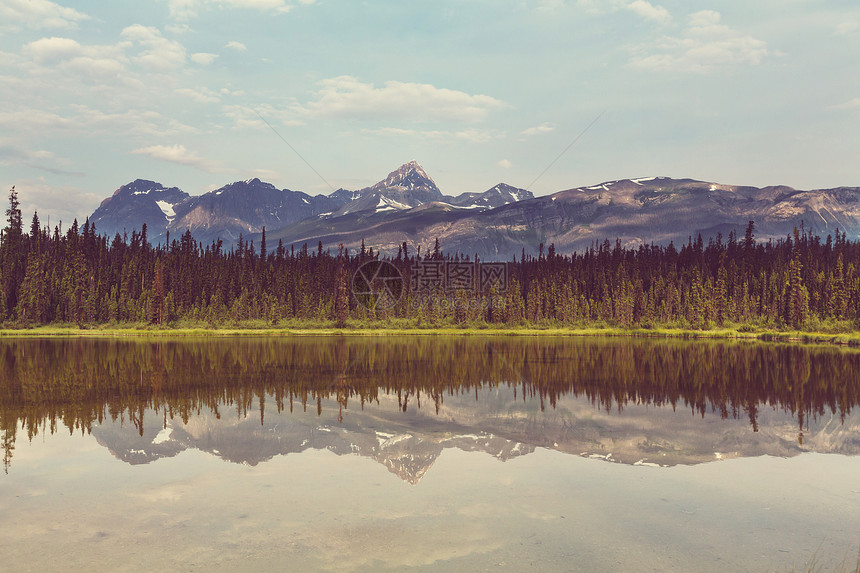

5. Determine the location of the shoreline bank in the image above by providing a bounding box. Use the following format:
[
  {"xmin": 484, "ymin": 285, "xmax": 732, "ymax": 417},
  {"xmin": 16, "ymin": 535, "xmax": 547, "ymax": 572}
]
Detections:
[{"xmin": 1, "ymin": 323, "xmax": 859, "ymax": 346}]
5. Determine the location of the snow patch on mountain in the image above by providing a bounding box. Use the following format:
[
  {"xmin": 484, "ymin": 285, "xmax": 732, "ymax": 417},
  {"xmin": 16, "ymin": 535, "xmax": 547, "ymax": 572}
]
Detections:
[
  {"xmin": 156, "ymin": 200, "xmax": 176, "ymax": 220},
  {"xmin": 375, "ymin": 196, "xmax": 411, "ymax": 212}
]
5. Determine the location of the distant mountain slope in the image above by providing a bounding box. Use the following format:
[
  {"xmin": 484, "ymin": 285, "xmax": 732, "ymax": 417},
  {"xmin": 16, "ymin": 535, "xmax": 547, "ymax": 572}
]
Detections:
[
  {"xmin": 167, "ymin": 178, "xmax": 342, "ymax": 245},
  {"xmin": 90, "ymin": 177, "xmax": 346, "ymax": 245},
  {"xmin": 450, "ymin": 183, "xmax": 534, "ymax": 210},
  {"xmin": 89, "ymin": 179, "xmax": 190, "ymax": 243},
  {"xmin": 87, "ymin": 161, "xmax": 534, "ymax": 248},
  {"xmin": 265, "ymin": 176, "xmax": 860, "ymax": 260},
  {"xmin": 331, "ymin": 160, "xmax": 444, "ymax": 216},
  {"xmin": 88, "ymin": 167, "xmax": 860, "ymax": 259}
]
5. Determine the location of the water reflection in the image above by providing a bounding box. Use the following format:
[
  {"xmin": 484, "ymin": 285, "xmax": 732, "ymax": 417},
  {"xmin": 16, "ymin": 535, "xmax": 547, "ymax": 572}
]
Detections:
[{"xmin": 2, "ymin": 336, "xmax": 860, "ymax": 476}]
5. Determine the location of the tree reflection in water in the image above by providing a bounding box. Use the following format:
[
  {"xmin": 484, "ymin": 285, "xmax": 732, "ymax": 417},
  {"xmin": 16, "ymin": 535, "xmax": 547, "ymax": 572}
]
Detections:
[{"xmin": 2, "ymin": 336, "xmax": 859, "ymax": 472}]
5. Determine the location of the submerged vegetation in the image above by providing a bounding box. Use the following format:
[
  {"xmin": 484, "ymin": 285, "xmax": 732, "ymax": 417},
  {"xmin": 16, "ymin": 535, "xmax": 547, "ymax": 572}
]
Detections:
[{"xmin": 1, "ymin": 187, "xmax": 859, "ymax": 334}]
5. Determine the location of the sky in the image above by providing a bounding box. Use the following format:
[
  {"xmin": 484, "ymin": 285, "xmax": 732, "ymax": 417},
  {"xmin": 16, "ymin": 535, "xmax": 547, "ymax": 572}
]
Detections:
[{"xmin": 1, "ymin": 0, "xmax": 859, "ymax": 228}]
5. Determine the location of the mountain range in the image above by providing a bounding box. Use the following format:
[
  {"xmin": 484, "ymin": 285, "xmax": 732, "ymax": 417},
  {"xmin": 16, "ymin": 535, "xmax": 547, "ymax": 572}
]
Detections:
[
  {"xmin": 91, "ymin": 388, "xmax": 860, "ymax": 484},
  {"xmin": 89, "ymin": 161, "xmax": 860, "ymax": 260}
]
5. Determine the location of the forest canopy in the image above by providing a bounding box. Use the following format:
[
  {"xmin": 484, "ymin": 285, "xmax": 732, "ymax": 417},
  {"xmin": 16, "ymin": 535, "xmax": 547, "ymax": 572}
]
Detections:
[{"xmin": 1, "ymin": 187, "xmax": 858, "ymax": 330}]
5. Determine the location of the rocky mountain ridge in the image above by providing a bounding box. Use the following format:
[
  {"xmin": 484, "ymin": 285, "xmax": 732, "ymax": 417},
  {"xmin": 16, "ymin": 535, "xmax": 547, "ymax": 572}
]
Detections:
[
  {"xmin": 88, "ymin": 163, "xmax": 860, "ymax": 260},
  {"xmin": 89, "ymin": 161, "xmax": 533, "ymax": 247}
]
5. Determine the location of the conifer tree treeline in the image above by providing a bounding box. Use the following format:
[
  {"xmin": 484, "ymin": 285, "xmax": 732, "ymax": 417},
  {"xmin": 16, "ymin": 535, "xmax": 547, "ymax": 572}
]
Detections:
[{"xmin": 1, "ymin": 187, "xmax": 858, "ymax": 329}]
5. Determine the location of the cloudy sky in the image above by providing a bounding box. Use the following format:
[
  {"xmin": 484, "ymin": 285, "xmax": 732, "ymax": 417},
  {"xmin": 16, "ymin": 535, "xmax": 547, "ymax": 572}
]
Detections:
[{"xmin": 1, "ymin": 0, "xmax": 858, "ymax": 227}]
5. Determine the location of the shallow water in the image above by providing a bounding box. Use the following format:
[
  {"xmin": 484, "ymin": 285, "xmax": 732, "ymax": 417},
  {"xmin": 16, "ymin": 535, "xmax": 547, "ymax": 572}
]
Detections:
[{"xmin": 1, "ymin": 336, "xmax": 859, "ymax": 571}]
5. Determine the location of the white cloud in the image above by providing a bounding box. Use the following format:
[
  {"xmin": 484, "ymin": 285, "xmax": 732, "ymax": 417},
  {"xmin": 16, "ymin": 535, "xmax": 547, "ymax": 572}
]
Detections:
[
  {"xmin": 22, "ymin": 36, "xmax": 83, "ymax": 61},
  {"xmin": 220, "ymin": 0, "xmax": 291, "ymax": 10},
  {"xmin": 451, "ymin": 128, "xmax": 505, "ymax": 143},
  {"xmin": 0, "ymin": 178, "xmax": 98, "ymax": 228},
  {"xmin": 166, "ymin": 23, "xmax": 193, "ymax": 34},
  {"xmin": 132, "ymin": 144, "xmax": 221, "ymax": 172},
  {"xmin": 3, "ymin": 29, "xmax": 202, "ymax": 147},
  {"xmin": 121, "ymin": 25, "xmax": 187, "ymax": 70},
  {"xmin": 626, "ymin": 1, "xmax": 670, "ymax": 24},
  {"xmin": 248, "ymin": 168, "xmax": 282, "ymax": 180},
  {"xmin": 175, "ymin": 87, "xmax": 221, "ymax": 103},
  {"xmin": 0, "ymin": 141, "xmax": 78, "ymax": 176},
  {"xmin": 0, "ymin": 108, "xmax": 76, "ymax": 131},
  {"xmin": 571, "ymin": 0, "xmax": 669, "ymax": 19},
  {"xmin": 830, "ymin": 98, "xmax": 860, "ymax": 111},
  {"xmin": 0, "ymin": 0, "xmax": 89, "ymax": 31},
  {"xmin": 521, "ymin": 122, "xmax": 556, "ymax": 136},
  {"xmin": 630, "ymin": 10, "xmax": 768, "ymax": 72},
  {"xmin": 688, "ymin": 9, "xmax": 720, "ymax": 28},
  {"xmin": 222, "ymin": 103, "xmax": 305, "ymax": 129},
  {"xmin": 19, "ymin": 29, "xmax": 193, "ymax": 80},
  {"xmin": 71, "ymin": 106, "xmax": 196, "ymax": 136},
  {"xmin": 166, "ymin": 0, "xmax": 199, "ymax": 20},
  {"xmin": 835, "ymin": 21, "xmax": 858, "ymax": 35},
  {"xmin": 167, "ymin": 0, "xmax": 294, "ymax": 20},
  {"xmin": 21, "ymin": 37, "xmax": 128, "ymax": 79},
  {"xmin": 535, "ymin": 0, "xmax": 566, "ymax": 13},
  {"xmin": 361, "ymin": 127, "xmax": 505, "ymax": 143},
  {"xmin": 364, "ymin": 127, "xmax": 415, "ymax": 137},
  {"xmin": 65, "ymin": 56, "xmax": 127, "ymax": 78},
  {"xmin": 497, "ymin": 159, "xmax": 513, "ymax": 169},
  {"xmin": 191, "ymin": 52, "xmax": 218, "ymax": 65},
  {"xmin": 303, "ymin": 76, "xmax": 507, "ymax": 123},
  {"xmin": 0, "ymin": 105, "xmax": 195, "ymax": 138},
  {"xmin": 225, "ymin": 41, "xmax": 248, "ymax": 51}
]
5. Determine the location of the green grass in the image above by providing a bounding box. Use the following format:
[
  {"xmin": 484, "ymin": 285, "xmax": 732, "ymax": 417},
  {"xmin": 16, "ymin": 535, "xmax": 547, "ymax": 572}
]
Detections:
[{"xmin": 1, "ymin": 319, "xmax": 859, "ymax": 346}]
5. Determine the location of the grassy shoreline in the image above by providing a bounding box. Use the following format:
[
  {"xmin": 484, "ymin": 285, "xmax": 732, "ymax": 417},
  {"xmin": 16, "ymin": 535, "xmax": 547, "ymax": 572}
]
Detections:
[{"xmin": 1, "ymin": 321, "xmax": 859, "ymax": 346}]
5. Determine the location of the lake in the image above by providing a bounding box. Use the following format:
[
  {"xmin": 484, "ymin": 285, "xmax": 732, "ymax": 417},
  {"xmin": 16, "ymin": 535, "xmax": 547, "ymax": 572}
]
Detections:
[{"xmin": 1, "ymin": 336, "xmax": 859, "ymax": 571}]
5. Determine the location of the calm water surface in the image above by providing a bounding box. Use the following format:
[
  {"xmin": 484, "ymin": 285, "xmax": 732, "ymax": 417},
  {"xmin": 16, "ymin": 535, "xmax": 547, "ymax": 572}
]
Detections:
[{"xmin": 1, "ymin": 336, "xmax": 859, "ymax": 571}]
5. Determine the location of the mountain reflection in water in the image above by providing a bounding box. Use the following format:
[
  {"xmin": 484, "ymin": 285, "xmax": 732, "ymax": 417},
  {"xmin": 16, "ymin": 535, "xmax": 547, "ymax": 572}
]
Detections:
[{"xmin": 2, "ymin": 336, "xmax": 859, "ymax": 478}]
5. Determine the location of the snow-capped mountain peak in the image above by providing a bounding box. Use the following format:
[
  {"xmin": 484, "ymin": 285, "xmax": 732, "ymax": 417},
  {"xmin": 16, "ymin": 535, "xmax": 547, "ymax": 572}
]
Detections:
[{"xmin": 371, "ymin": 160, "xmax": 441, "ymax": 196}]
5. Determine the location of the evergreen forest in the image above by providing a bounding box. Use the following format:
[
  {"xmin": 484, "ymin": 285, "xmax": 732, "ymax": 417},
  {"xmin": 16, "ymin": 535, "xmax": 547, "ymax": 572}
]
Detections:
[{"xmin": 2, "ymin": 186, "xmax": 859, "ymax": 331}]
